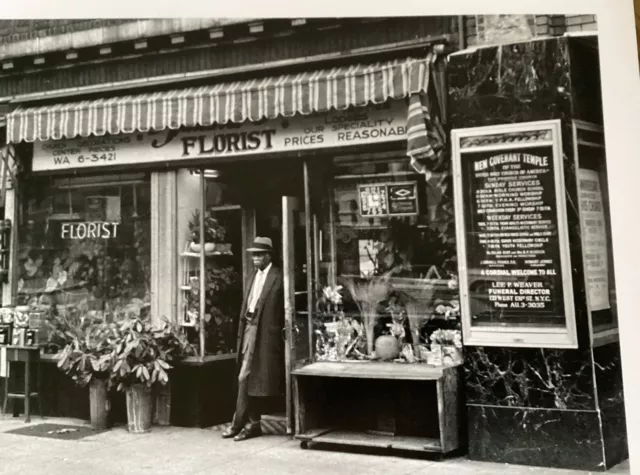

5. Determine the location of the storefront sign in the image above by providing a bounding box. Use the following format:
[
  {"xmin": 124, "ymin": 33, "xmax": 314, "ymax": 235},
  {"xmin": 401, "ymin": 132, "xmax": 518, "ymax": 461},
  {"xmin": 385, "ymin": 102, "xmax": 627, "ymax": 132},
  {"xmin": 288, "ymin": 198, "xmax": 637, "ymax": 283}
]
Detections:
[
  {"xmin": 388, "ymin": 183, "xmax": 418, "ymax": 215},
  {"xmin": 358, "ymin": 185, "xmax": 388, "ymax": 216},
  {"xmin": 578, "ymin": 168, "xmax": 610, "ymax": 311},
  {"xmin": 358, "ymin": 182, "xmax": 418, "ymax": 217},
  {"xmin": 31, "ymin": 101, "xmax": 408, "ymax": 172},
  {"xmin": 459, "ymin": 145, "xmax": 567, "ymax": 326},
  {"xmin": 60, "ymin": 222, "xmax": 120, "ymax": 239}
]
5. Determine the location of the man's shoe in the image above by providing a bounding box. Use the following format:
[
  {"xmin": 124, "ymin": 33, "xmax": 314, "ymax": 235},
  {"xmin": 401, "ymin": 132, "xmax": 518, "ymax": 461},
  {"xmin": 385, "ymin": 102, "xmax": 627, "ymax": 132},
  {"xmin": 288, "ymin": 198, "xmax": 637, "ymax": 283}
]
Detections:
[
  {"xmin": 221, "ymin": 425, "xmax": 241, "ymax": 439},
  {"xmin": 233, "ymin": 425, "xmax": 262, "ymax": 441}
]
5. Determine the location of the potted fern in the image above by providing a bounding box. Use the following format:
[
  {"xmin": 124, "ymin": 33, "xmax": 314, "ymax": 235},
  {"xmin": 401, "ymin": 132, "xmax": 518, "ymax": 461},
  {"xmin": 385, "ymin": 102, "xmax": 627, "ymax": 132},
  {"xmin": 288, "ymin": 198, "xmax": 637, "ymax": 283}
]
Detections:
[
  {"xmin": 108, "ymin": 317, "xmax": 172, "ymax": 433},
  {"xmin": 56, "ymin": 319, "xmax": 118, "ymax": 430}
]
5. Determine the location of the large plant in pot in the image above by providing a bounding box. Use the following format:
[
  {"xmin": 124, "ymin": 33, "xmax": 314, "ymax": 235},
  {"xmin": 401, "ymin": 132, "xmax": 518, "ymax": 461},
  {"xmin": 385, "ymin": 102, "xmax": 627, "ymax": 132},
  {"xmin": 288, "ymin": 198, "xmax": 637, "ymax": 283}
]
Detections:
[
  {"xmin": 56, "ymin": 319, "xmax": 118, "ymax": 430},
  {"xmin": 151, "ymin": 318, "xmax": 196, "ymax": 425},
  {"xmin": 108, "ymin": 317, "xmax": 172, "ymax": 433}
]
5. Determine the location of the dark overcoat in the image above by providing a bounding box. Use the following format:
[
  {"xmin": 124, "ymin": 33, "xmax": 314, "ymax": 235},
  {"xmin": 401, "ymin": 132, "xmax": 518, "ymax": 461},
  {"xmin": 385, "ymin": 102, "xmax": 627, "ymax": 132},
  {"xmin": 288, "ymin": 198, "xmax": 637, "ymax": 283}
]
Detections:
[{"xmin": 236, "ymin": 265, "xmax": 285, "ymax": 397}]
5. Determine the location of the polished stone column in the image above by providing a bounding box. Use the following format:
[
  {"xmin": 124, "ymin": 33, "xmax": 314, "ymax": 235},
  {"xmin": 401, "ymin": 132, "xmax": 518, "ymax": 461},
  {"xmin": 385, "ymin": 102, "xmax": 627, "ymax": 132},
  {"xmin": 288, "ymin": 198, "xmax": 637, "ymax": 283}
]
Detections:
[{"xmin": 448, "ymin": 36, "xmax": 627, "ymax": 471}]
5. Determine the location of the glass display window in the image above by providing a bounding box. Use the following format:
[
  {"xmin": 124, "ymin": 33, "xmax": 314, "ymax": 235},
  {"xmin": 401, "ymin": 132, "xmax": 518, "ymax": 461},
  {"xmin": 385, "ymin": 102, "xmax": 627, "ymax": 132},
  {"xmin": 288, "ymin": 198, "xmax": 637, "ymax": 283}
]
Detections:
[
  {"xmin": 17, "ymin": 173, "xmax": 151, "ymax": 352},
  {"xmin": 313, "ymin": 153, "xmax": 461, "ymax": 364},
  {"xmin": 176, "ymin": 169, "xmax": 244, "ymax": 357}
]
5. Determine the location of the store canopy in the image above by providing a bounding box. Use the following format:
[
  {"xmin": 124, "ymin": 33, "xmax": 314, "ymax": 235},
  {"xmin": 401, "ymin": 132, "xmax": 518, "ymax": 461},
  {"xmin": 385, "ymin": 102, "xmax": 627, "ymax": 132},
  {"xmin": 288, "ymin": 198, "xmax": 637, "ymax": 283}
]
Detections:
[{"xmin": 6, "ymin": 53, "xmax": 447, "ymax": 163}]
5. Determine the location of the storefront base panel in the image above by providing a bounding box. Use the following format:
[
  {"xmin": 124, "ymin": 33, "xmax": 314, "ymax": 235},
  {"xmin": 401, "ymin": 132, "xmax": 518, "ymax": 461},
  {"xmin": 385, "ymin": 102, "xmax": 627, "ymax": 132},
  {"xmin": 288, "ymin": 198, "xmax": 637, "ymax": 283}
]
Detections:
[
  {"xmin": 169, "ymin": 357, "xmax": 237, "ymax": 429},
  {"xmin": 467, "ymin": 405, "xmax": 607, "ymax": 471},
  {"xmin": 600, "ymin": 399, "xmax": 628, "ymax": 469},
  {"xmin": 594, "ymin": 342, "xmax": 629, "ymax": 469},
  {"xmin": 0, "ymin": 360, "xmax": 128, "ymax": 424},
  {"xmin": 0, "ymin": 358, "xmax": 237, "ymax": 429}
]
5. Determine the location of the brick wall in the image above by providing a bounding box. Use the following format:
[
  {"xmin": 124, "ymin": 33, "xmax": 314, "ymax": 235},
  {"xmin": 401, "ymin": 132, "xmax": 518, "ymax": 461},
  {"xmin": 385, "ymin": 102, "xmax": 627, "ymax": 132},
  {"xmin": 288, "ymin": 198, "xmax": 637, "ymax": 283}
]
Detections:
[
  {"xmin": 465, "ymin": 14, "xmax": 596, "ymax": 46},
  {"xmin": 564, "ymin": 14, "xmax": 598, "ymax": 33}
]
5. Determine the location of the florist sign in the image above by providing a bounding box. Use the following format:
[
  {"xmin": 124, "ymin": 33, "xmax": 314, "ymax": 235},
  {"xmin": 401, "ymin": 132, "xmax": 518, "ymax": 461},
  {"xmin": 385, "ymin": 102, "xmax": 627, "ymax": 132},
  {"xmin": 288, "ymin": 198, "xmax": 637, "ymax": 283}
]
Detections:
[{"xmin": 31, "ymin": 101, "xmax": 407, "ymax": 172}]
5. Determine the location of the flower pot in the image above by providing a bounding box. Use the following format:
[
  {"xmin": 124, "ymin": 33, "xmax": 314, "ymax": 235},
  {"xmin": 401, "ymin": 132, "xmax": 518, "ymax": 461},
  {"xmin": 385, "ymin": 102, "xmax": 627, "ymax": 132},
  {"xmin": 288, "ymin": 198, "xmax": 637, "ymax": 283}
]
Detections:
[
  {"xmin": 125, "ymin": 384, "xmax": 153, "ymax": 433},
  {"xmin": 441, "ymin": 345, "xmax": 464, "ymax": 366},
  {"xmin": 190, "ymin": 242, "xmax": 231, "ymax": 253},
  {"xmin": 153, "ymin": 382, "xmax": 172, "ymax": 426},
  {"xmin": 375, "ymin": 335, "xmax": 400, "ymax": 361},
  {"xmin": 89, "ymin": 378, "xmax": 110, "ymax": 430}
]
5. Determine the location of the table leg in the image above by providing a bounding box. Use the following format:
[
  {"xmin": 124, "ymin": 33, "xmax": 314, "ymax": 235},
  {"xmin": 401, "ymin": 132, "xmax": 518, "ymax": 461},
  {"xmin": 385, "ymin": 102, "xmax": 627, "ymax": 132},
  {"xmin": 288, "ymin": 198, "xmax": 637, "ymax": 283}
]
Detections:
[{"xmin": 24, "ymin": 359, "xmax": 30, "ymax": 423}]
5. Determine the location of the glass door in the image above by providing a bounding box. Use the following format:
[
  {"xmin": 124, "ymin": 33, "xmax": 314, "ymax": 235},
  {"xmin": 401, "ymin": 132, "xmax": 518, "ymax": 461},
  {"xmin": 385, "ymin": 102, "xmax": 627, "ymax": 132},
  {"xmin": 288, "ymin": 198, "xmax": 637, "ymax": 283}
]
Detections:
[{"xmin": 282, "ymin": 195, "xmax": 312, "ymax": 433}]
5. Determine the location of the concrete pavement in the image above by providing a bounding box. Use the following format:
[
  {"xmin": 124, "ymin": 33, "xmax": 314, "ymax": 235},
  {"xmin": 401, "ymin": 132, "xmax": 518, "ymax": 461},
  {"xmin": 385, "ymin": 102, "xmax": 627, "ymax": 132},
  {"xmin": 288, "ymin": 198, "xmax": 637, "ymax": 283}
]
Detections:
[{"xmin": 0, "ymin": 415, "xmax": 630, "ymax": 475}]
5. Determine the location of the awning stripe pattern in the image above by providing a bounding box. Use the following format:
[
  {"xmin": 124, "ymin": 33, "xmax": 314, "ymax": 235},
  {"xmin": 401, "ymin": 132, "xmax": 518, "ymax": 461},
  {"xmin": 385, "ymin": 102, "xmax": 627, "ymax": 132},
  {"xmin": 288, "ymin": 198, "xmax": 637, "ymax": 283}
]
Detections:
[{"xmin": 6, "ymin": 54, "xmax": 436, "ymax": 144}]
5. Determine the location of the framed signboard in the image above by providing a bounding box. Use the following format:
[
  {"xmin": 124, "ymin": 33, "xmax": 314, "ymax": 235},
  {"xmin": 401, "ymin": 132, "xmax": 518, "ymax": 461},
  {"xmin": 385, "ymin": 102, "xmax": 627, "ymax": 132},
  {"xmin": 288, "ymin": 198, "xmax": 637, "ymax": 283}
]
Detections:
[
  {"xmin": 357, "ymin": 182, "xmax": 418, "ymax": 217},
  {"xmin": 452, "ymin": 120, "xmax": 578, "ymax": 349},
  {"xmin": 572, "ymin": 120, "xmax": 618, "ymax": 347}
]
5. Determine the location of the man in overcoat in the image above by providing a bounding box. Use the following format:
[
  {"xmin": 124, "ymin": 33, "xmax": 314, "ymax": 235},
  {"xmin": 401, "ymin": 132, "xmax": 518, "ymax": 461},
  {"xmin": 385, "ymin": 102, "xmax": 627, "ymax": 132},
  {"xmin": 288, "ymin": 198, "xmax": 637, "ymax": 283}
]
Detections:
[{"xmin": 222, "ymin": 236, "xmax": 285, "ymax": 441}]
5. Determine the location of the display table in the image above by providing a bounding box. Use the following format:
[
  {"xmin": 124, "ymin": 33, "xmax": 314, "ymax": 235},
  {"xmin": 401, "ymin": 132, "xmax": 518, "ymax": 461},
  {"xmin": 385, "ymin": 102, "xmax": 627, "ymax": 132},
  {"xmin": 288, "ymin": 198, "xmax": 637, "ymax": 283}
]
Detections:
[
  {"xmin": 292, "ymin": 361, "xmax": 463, "ymax": 454},
  {"xmin": 1, "ymin": 346, "xmax": 42, "ymax": 423}
]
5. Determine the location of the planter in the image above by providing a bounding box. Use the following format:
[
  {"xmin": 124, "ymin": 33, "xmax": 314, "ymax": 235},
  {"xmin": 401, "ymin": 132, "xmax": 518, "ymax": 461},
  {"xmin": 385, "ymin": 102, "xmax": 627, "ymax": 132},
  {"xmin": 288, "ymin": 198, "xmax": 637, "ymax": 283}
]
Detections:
[
  {"xmin": 89, "ymin": 379, "xmax": 110, "ymax": 430},
  {"xmin": 153, "ymin": 382, "xmax": 172, "ymax": 426},
  {"xmin": 125, "ymin": 384, "xmax": 153, "ymax": 433},
  {"xmin": 426, "ymin": 344, "xmax": 443, "ymax": 366},
  {"xmin": 375, "ymin": 335, "xmax": 400, "ymax": 361},
  {"xmin": 189, "ymin": 242, "xmax": 232, "ymax": 253},
  {"xmin": 441, "ymin": 345, "xmax": 464, "ymax": 366}
]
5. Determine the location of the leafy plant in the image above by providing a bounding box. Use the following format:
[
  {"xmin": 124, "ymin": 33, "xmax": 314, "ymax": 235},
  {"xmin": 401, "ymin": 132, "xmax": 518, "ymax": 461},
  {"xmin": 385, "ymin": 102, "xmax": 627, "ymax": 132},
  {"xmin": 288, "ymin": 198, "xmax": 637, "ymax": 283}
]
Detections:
[
  {"xmin": 342, "ymin": 272, "xmax": 393, "ymax": 357},
  {"xmin": 188, "ymin": 209, "xmax": 227, "ymax": 244},
  {"xmin": 56, "ymin": 320, "xmax": 118, "ymax": 387},
  {"xmin": 154, "ymin": 318, "xmax": 197, "ymax": 363},
  {"xmin": 109, "ymin": 317, "xmax": 172, "ymax": 391}
]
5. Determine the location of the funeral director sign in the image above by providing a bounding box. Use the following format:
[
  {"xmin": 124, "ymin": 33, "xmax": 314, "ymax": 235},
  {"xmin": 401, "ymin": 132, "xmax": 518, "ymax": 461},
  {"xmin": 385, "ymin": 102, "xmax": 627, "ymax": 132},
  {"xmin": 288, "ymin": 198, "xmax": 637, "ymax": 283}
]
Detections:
[
  {"xmin": 455, "ymin": 129, "xmax": 574, "ymax": 330},
  {"xmin": 31, "ymin": 101, "xmax": 407, "ymax": 172}
]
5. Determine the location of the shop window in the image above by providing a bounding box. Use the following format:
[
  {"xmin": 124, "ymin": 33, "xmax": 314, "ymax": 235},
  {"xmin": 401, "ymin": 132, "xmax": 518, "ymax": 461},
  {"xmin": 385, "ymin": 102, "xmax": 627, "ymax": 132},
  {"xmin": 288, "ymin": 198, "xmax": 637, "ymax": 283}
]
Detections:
[
  {"xmin": 313, "ymin": 154, "xmax": 460, "ymax": 364},
  {"xmin": 451, "ymin": 120, "xmax": 579, "ymax": 348},
  {"xmin": 572, "ymin": 120, "xmax": 618, "ymax": 346},
  {"xmin": 177, "ymin": 169, "xmax": 243, "ymax": 357},
  {"xmin": 17, "ymin": 174, "xmax": 151, "ymax": 352}
]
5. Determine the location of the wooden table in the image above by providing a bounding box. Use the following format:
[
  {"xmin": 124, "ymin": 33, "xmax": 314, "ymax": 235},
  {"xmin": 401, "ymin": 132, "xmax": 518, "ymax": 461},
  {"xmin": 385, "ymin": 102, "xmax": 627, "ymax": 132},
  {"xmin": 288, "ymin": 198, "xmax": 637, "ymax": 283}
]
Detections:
[
  {"xmin": 1, "ymin": 345, "xmax": 41, "ymax": 423},
  {"xmin": 292, "ymin": 361, "xmax": 463, "ymax": 455}
]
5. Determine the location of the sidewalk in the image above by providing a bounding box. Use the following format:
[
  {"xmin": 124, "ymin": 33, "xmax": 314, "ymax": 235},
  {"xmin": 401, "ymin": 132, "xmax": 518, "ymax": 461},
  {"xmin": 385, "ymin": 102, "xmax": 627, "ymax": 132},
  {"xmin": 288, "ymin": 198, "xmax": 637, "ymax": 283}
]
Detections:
[{"xmin": 0, "ymin": 415, "xmax": 630, "ymax": 475}]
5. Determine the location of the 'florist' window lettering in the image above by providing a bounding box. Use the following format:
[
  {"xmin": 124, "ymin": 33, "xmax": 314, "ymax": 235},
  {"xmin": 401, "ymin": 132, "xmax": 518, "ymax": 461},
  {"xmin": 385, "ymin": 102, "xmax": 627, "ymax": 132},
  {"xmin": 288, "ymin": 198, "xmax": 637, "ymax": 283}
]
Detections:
[
  {"xmin": 60, "ymin": 222, "xmax": 120, "ymax": 239},
  {"xmin": 181, "ymin": 129, "xmax": 276, "ymax": 156}
]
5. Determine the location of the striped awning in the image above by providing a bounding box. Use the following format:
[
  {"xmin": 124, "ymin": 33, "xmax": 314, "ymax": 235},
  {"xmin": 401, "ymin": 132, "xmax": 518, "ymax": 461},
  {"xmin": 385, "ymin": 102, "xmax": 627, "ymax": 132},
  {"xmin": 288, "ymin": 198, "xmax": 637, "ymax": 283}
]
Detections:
[{"xmin": 7, "ymin": 54, "xmax": 440, "ymax": 144}]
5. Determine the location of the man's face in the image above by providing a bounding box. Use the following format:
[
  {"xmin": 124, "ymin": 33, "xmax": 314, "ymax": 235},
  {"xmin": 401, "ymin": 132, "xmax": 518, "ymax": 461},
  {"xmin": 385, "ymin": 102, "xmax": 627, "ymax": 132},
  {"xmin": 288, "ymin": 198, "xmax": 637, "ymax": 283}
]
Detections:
[{"xmin": 251, "ymin": 251, "xmax": 271, "ymax": 270}]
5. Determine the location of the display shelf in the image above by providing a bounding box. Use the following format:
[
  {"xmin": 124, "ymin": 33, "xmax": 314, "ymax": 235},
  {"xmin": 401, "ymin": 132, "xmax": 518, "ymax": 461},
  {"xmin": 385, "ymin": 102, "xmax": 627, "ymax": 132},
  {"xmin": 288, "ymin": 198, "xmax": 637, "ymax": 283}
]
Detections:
[
  {"xmin": 293, "ymin": 361, "xmax": 463, "ymax": 456},
  {"xmin": 297, "ymin": 429, "xmax": 442, "ymax": 452},
  {"xmin": 180, "ymin": 251, "xmax": 233, "ymax": 258},
  {"xmin": 333, "ymin": 171, "xmax": 414, "ymax": 180}
]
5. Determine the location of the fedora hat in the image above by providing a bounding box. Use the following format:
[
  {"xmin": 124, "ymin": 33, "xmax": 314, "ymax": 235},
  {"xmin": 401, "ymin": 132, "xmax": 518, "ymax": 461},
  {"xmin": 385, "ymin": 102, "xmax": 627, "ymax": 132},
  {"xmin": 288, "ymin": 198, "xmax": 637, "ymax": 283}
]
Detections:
[{"xmin": 247, "ymin": 236, "xmax": 273, "ymax": 253}]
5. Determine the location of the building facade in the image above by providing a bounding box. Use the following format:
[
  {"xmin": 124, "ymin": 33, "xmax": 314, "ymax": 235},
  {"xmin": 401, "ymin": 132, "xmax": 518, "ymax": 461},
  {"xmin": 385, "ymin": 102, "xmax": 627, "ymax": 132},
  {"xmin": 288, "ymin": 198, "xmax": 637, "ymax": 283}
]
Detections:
[{"xmin": 0, "ymin": 15, "xmax": 628, "ymax": 472}]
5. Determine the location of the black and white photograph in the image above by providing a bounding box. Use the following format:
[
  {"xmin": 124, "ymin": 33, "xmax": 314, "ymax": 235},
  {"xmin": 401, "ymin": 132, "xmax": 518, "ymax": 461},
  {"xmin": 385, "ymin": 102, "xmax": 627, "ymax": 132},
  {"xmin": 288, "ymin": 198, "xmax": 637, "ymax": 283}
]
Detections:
[{"xmin": 0, "ymin": 3, "xmax": 638, "ymax": 475}]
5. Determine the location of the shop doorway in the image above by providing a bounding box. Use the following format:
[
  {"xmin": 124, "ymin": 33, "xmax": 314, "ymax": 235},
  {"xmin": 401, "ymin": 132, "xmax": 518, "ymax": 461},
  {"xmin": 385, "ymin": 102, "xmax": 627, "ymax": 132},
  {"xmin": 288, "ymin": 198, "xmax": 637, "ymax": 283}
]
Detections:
[{"xmin": 212, "ymin": 158, "xmax": 311, "ymax": 434}]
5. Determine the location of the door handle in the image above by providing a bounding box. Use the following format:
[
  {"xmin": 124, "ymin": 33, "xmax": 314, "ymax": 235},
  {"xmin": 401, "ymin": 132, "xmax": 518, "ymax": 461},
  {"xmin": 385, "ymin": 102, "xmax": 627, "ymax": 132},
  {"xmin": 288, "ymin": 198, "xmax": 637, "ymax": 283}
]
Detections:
[{"xmin": 282, "ymin": 324, "xmax": 300, "ymax": 341}]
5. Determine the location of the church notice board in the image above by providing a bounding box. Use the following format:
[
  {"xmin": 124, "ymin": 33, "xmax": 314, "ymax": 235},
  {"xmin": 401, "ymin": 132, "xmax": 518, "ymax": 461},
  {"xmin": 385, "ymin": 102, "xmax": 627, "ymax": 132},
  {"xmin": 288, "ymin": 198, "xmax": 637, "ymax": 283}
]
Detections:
[{"xmin": 451, "ymin": 120, "xmax": 578, "ymax": 349}]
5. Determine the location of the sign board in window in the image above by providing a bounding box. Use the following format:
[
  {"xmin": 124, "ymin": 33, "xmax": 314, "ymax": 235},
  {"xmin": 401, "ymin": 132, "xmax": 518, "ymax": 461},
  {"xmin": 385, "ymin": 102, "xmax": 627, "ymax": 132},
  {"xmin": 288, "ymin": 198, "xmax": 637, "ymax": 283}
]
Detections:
[
  {"xmin": 578, "ymin": 168, "xmax": 610, "ymax": 312},
  {"xmin": 452, "ymin": 120, "xmax": 577, "ymax": 349},
  {"xmin": 572, "ymin": 120, "xmax": 618, "ymax": 346},
  {"xmin": 358, "ymin": 182, "xmax": 418, "ymax": 218}
]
